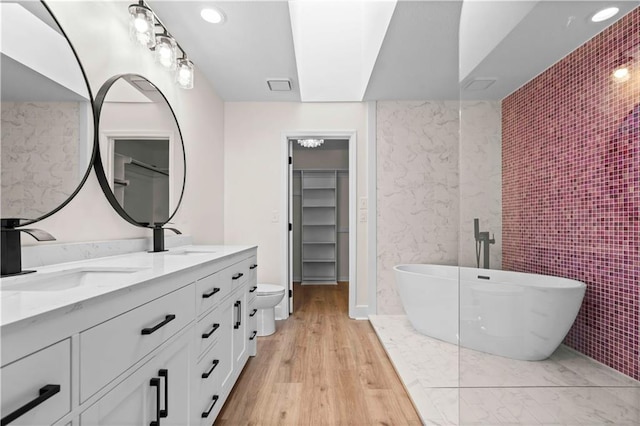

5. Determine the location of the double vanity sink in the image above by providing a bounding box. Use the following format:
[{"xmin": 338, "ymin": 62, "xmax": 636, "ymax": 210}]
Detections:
[{"xmin": 0, "ymin": 245, "xmax": 258, "ymax": 426}]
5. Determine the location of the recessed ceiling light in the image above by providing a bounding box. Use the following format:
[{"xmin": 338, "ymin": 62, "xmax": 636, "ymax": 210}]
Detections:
[
  {"xmin": 201, "ymin": 7, "xmax": 225, "ymax": 24},
  {"xmin": 612, "ymin": 67, "xmax": 630, "ymax": 82},
  {"xmin": 591, "ymin": 7, "xmax": 619, "ymax": 23}
]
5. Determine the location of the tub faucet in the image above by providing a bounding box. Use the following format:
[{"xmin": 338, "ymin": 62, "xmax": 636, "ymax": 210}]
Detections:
[
  {"xmin": 1, "ymin": 218, "xmax": 56, "ymax": 277},
  {"xmin": 474, "ymin": 218, "xmax": 495, "ymax": 269}
]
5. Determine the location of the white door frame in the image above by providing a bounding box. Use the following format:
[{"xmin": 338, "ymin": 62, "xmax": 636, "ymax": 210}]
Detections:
[{"xmin": 279, "ymin": 130, "xmax": 358, "ymax": 319}]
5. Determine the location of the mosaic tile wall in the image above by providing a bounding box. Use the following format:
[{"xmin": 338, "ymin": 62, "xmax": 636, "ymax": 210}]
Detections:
[{"xmin": 502, "ymin": 8, "xmax": 639, "ymax": 380}]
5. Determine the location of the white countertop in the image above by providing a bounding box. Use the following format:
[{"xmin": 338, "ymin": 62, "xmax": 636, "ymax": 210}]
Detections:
[{"xmin": 0, "ymin": 245, "xmax": 256, "ymax": 329}]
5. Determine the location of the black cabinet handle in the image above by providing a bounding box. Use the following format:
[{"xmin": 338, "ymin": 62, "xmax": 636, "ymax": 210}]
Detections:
[
  {"xmin": 249, "ymin": 264, "xmax": 258, "ymax": 270},
  {"xmin": 234, "ymin": 301, "xmax": 241, "ymax": 329},
  {"xmin": 232, "ymin": 273, "xmax": 244, "ymax": 280},
  {"xmin": 202, "ymin": 359, "xmax": 219, "ymax": 379},
  {"xmin": 141, "ymin": 315, "xmax": 176, "ymax": 335},
  {"xmin": 249, "ymin": 331, "xmax": 257, "ymax": 341},
  {"xmin": 150, "ymin": 378, "xmax": 161, "ymax": 426},
  {"xmin": 202, "ymin": 287, "xmax": 220, "ymax": 299},
  {"xmin": 249, "ymin": 286, "xmax": 258, "ymax": 293},
  {"xmin": 159, "ymin": 369, "xmax": 168, "ymax": 419},
  {"xmin": 201, "ymin": 395, "xmax": 219, "ymax": 418},
  {"xmin": 1, "ymin": 384, "xmax": 60, "ymax": 426},
  {"xmin": 202, "ymin": 323, "xmax": 220, "ymax": 339},
  {"xmin": 249, "ymin": 309, "xmax": 257, "ymax": 317}
]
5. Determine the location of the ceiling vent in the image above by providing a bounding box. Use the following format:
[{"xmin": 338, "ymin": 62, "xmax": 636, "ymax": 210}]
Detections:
[
  {"xmin": 267, "ymin": 79, "xmax": 292, "ymax": 91},
  {"xmin": 464, "ymin": 78, "xmax": 496, "ymax": 91}
]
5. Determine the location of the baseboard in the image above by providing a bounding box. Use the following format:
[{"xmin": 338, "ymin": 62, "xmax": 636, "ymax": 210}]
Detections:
[{"xmin": 350, "ymin": 304, "xmax": 369, "ymax": 320}]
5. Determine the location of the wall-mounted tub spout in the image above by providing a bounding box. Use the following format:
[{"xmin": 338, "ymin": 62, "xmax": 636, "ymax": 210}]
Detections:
[{"xmin": 474, "ymin": 218, "xmax": 495, "ymax": 269}]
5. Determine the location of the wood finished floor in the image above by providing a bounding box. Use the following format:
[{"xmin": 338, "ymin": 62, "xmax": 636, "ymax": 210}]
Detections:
[{"xmin": 216, "ymin": 282, "xmax": 421, "ymax": 425}]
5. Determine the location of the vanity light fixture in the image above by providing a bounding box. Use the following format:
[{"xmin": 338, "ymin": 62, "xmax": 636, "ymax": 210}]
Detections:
[
  {"xmin": 297, "ymin": 138, "xmax": 324, "ymax": 148},
  {"xmin": 155, "ymin": 34, "xmax": 177, "ymax": 69},
  {"xmin": 590, "ymin": 7, "xmax": 619, "ymax": 23},
  {"xmin": 129, "ymin": 3, "xmax": 155, "ymax": 48},
  {"xmin": 128, "ymin": 1, "xmax": 194, "ymax": 89},
  {"xmin": 176, "ymin": 58, "xmax": 195, "ymax": 89}
]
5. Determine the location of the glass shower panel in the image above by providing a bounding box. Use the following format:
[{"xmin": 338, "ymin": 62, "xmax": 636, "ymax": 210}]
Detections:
[{"xmin": 458, "ymin": 1, "xmax": 640, "ymax": 425}]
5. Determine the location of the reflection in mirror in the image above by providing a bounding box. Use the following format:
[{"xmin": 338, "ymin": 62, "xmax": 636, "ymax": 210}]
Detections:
[
  {"xmin": 95, "ymin": 74, "xmax": 185, "ymax": 227},
  {"xmin": 0, "ymin": 1, "xmax": 94, "ymax": 224}
]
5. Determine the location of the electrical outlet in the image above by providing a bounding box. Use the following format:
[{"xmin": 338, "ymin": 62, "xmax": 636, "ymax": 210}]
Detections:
[
  {"xmin": 359, "ymin": 210, "xmax": 367, "ymax": 222},
  {"xmin": 359, "ymin": 197, "xmax": 368, "ymax": 209}
]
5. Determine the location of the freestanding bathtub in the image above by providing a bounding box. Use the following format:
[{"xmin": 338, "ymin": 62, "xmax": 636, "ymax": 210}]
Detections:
[{"xmin": 393, "ymin": 264, "xmax": 586, "ymax": 361}]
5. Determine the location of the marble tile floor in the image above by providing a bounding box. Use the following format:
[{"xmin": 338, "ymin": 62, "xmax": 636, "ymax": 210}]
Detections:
[{"xmin": 369, "ymin": 315, "xmax": 640, "ymax": 425}]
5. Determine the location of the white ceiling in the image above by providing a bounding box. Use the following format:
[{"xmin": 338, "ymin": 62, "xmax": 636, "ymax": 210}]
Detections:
[{"xmin": 149, "ymin": 0, "xmax": 640, "ymax": 102}]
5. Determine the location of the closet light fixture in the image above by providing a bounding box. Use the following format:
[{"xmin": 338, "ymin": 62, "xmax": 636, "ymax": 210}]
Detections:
[
  {"xmin": 297, "ymin": 138, "xmax": 324, "ymax": 148},
  {"xmin": 127, "ymin": 1, "xmax": 195, "ymax": 89}
]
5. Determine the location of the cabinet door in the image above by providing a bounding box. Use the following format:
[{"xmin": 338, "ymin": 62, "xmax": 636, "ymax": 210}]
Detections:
[
  {"xmin": 80, "ymin": 332, "xmax": 191, "ymax": 426},
  {"xmin": 232, "ymin": 285, "xmax": 248, "ymax": 370}
]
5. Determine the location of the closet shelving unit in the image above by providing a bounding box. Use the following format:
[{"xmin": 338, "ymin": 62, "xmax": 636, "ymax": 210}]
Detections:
[{"xmin": 301, "ymin": 170, "xmax": 337, "ymax": 284}]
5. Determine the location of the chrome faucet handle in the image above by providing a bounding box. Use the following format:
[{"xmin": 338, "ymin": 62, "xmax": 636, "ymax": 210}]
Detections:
[{"xmin": 19, "ymin": 228, "xmax": 56, "ymax": 242}]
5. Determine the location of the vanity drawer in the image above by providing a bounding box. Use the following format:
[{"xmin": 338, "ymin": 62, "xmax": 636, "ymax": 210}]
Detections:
[
  {"xmin": 1, "ymin": 339, "xmax": 71, "ymax": 426},
  {"xmin": 196, "ymin": 269, "xmax": 230, "ymax": 317},
  {"xmin": 194, "ymin": 342, "xmax": 224, "ymax": 424},
  {"xmin": 196, "ymin": 305, "xmax": 222, "ymax": 358},
  {"xmin": 79, "ymin": 284, "xmax": 194, "ymax": 402}
]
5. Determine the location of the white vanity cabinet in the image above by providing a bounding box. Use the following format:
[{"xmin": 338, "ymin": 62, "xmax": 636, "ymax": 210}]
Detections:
[
  {"xmin": 0, "ymin": 339, "xmax": 71, "ymax": 426},
  {"xmin": 0, "ymin": 246, "xmax": 257, "ymax": 426},
  {"xmin": 79, "ymin": 330, "xmax": 192, "ymax": 426}
]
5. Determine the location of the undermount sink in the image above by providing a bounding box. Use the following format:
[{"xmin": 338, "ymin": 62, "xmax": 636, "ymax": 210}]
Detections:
[{"xmin": 0, "ymin": 267, "xmax": 147, "ymax": 292}]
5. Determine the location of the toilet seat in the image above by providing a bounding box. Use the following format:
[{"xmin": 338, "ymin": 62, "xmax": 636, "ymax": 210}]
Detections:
[{"xmin": 257, "ymin": 283, "xmax": 285, "ymax": 296}]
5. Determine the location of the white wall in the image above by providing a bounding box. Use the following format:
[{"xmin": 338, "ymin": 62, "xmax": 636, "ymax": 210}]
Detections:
[
  {"xmin": 224, "ymin": 102, "xmax": 370, "ymax": 312},
  {"xmin": 23, "ymin": 1, "xmax": 224, "ymax": 245}
]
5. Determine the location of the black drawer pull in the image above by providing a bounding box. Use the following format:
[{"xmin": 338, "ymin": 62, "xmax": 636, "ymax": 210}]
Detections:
[
  {"xmin": 1, "ymin": 384, "xmax": 60, "ymax": 426},
  {"xmin": 249, "ymin": 330, "xmax": 257, "ymax": 341},
  {"xmin": 150, "ymin": 378, "xmax": 161, "ymax": 426},
  {"xmin": 159, "ymin": 369, "xmax": 168, "ymax": 419},
  {"xmin": 249, "ymin": 264, "xmax": 258, "ymax": 270},
  {"xmin": 232, "ymin": 273, "xmax": 244, "ymax": 280},
  {"xmin": 202, "ymin": 359, "xmax": 220, "ymax": 379},
  {"xmin": 202, "ymin": 287, "xmax": 220, "ymax": 298},
  {"xmin": 201, "ymin": 395, "xmax": 219, "ymax": 418},
  {"xmin": 141, "ymin": 315, "xmax": 176, "ymax": 335},
  {"xmin": 249, "ymin": 309, "xmax": 257, "ymax": 317},
  {"xmin": 202, "ymin": 323, "xmax": 220, "ymax": 339},
  {"xmin": 249, "ymin": 286, "xmax": 258, "ymax": 293}
]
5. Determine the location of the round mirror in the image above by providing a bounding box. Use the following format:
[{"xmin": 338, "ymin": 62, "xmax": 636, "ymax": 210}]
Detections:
[
  {"xmin": 94, "ymin": 74, "xmax": 186, "ymax": 227},
  {"xmin": 0, "ymin": 1, "xmax": 95, "ymax": 226}
]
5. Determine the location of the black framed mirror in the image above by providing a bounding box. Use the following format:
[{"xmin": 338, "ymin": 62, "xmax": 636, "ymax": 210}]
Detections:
[
  {"xmin": 93, "ymin": 74, "xmax": 186, "ymax": 247},
  {"xmin": 1, "ymin": 0, "xmax": 95, "ymax": 226}
]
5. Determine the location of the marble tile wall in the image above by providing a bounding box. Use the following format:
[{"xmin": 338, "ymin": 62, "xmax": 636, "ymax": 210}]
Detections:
[
  {"xmin": 377, "ymin": 101, "xmax": 460, "ymax": 314},
  {"xmin": 502, "ymin": 8, "xmax": 639, "ymax": 380},
  {"xmin": 376, "ymin": 101, "xmax": 502, "ymax": 314},
  {"xmin": 459, "ymin": 101, "xmax": 502, "ymax": 269},
  {"xmin": 1, "ymin": 102, "xmax": 80, "ymax": 219}
]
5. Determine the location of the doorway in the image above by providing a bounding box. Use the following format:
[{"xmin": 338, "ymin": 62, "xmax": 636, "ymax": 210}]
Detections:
[{"xmin": 280, "ymin": 131, "xmax": 358, "ymax": 319}]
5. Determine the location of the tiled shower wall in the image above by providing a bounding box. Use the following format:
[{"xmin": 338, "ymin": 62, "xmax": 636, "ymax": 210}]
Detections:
[
  {"xmin": 376, "ymin": 101, "xmax": 502, "ymax": 314},
  {"xmin": 502, "ymin": 8, "xmax": 639, "ymax": 380}
]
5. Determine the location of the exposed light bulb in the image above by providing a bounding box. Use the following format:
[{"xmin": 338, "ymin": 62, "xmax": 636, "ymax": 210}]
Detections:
[
  {"xmin": 591, "ymin": 7, "xmax": 619, "ymax": 23},
  {"xmin": 155, "ymin": 35, "xmax": 177, "ymax": 69},
  {"xmin": 134, "ymin": 15, "xmax": 149, "ymax": 32},
  {"xmin": 175, "ymin": 59, "xmax": 194, "ymax": 89},
  {"xmin": 129, "ymin": 4, "xmax": 155, "ymax": 49}
]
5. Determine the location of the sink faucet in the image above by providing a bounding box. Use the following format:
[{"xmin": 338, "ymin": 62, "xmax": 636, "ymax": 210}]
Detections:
[
  {"xmin": 1, "ymin": 218, "xmax": 55, "ymax": 277},
  {"xmin": 474, "ymin": 218, "xmax": 495, "ymax": 269},
  {"xmin": 149, "ymin": 223, "xmax": 182, "ymax": 253}
]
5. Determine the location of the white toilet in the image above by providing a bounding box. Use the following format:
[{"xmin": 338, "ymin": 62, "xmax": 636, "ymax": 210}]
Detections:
[{"xmin": 255, "ymin": 283, "xmax": 285, "ymax": 336}]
